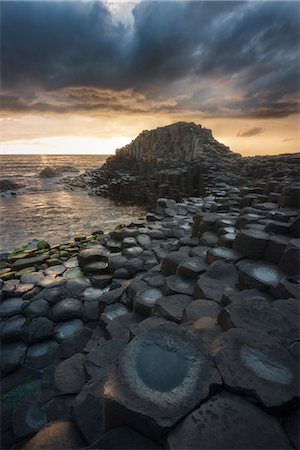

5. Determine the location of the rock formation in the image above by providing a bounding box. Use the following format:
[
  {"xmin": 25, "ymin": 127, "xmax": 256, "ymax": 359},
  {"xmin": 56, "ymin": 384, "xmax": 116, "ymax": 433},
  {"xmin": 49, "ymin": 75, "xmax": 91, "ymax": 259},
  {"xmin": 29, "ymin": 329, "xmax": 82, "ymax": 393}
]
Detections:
[{"xmin": 66, "ymin": 122, "xmax": 300, "ymax": 208}]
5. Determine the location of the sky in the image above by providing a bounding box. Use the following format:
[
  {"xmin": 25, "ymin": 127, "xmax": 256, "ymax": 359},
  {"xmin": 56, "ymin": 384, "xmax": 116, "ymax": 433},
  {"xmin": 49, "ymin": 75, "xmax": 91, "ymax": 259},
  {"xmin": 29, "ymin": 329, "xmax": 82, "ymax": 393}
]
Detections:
[{"xmin": 1, "ymin": 0, "xmax": 299, "ymax": 156}]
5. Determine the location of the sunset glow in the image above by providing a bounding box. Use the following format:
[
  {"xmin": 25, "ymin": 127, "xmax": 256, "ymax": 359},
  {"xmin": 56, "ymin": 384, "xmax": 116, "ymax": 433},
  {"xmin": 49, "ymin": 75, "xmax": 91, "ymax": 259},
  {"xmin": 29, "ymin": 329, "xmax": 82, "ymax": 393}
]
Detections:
[{"xmin": 1, "ymin": 1, "xmax": 299, "ymax": 156}]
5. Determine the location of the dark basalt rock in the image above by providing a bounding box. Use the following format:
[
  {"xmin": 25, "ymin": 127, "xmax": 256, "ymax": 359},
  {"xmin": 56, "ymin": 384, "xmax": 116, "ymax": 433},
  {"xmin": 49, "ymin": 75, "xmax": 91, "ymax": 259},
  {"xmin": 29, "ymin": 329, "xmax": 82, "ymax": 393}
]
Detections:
[
  {"xmin": 54, "ymin": 353, "xmax": 86, "ymax": 394},
  {"xmin": 1, "ymin": 341, "xmax": 27, "ymax": 374},
  {"xmin": 239, "ymin": 261, "xmax": 285, "ymax": 291},
  {"xmin": 51, "ymin": 298, "xmax": 82, "ymax": 321},
  {"xmin": 233, "ymin": 229, "xmax": 270, "ymax": 259},
  {"xmin": 12, "ymin": 399, "xmax": 47, "ymax": 441},
  {"xmin": 87, "ymin": 426, "xmax": 162, "ymax": 450},
  {"xmin": 1, "ymin": 315, "xmax": 27, "ymax": 341},
  {"xmin": 24, "ymin": 299, "xmax": 50, "ymax": 318},
  {"xmin": 25, "ymin": 340, "xmax": 60, "ymax": 369},
  {"xmin": 73, "ymin": 378, "xmax": 105, "ymax": 445},
  {"xmin": 153, "ymin": 294, "xmax": 193, "ymax": 323},
  {"xmin": 211, "ymin": 328, "xmax": 299, "ymax": 410},
  {"xmin": 176, "ymin": 257, "xmax": 207, "ymax": 278},
  {"xmin": 133, "ymin": 287, "xmax": 162, "ymax": 317},
  {"xmin": 104, "ymin": 323, "xmax": 221, "ymax": 442},
  {"xmin": 85, "ymin": 338, "xmax": 128, "ymax": 382},
  {"xmin": 167, "ymin": 392, "xmax": 293, "ymax": 450},
  {"xmin": 23, "ymin": 421, "xmax": 86, "ymax": 449},
  {"xmin": 194, "ymin": 261, "xmax": 239, "ymax": 304},
  {"xmin": 182, "ymin": 299, "xmax": 221, "ymax": 322},
  {"xmin": 0, "ymin": 297, "xmax": 25, "ymax": 318}
]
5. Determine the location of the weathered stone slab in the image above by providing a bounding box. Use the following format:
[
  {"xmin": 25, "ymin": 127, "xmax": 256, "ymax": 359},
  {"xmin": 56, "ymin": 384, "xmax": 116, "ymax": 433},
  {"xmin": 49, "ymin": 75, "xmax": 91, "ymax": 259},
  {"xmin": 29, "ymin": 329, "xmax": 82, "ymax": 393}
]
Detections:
[
  {"xmin": 24, "ymin": 299, "xmax": 50, "ymax": 318},
  {"xmin": 279, "ymin": 239, "xmax": 300, "ymax": 275},
  {"xmin": 51, "ymin": 298, "xmax": 82, "ymax": 321},
  {"xmin": 211, "ymin": 328, "xmax": 299, "ymax": 410},
  {"xmin": 85, "ymin": 338, "xmax": 127, "ymax": 381},
  {"xmin": 217, "ymin": 298, "xmax": 291, "ymax": 343},
  {"xmin": 1, "ymin": 341, "xmax": 27, "ymax": 373},
  {"xmin": 221, "ymin": 288, "xmax": 272, "ymax": 306},
  {"xmin": 233, "ymin": 229, "xmax": 270, "ymax": 259},
  {"xmin": 153, "ymin": 295, "xmax": 192, "ymax": 323},
  {"xmin": 206, "ymin": 247, "xmax": 242, "ymax": 264},
  {"xmin": 239, "ymin": 261, "xmax": 285, "ymax": 291},
  {"xmin": 176, "ymin": 257, "xmax": 207, "ymax": 278},
  {"xmin": 164, "ymin": 275, "xmax": 196, "ymax": 296},
  {"xmin": 23, "ymin": 421, "xmax": 86, "ymax": 449},
  {"xmin": 0, "ymin": 297, "xmax": 25, "ymax": 318},
  {"xmin": 1, "ymin": 315, "xmax": 27, "ymax": 341},
  {"xmin": 25, "ymin": 340, "xmax": 59, "ymax": 369},
  {"xmin": 129, "ymin": 316, "xmax": 169, "ymax": 338},
  {"xmin": 167, "ymin": 392, "xmax": 293, "ymax": 450},
  {"xmin": 54, "ymin": 353, "xmax": 86, "ymax": 394},
  {"xmin": 104, "ymin": 323, "xmax": 221, "ymax": 441},
  {"xmin": 12, "ymin": 255, "xmax": 48, "ymax": 271},
  {"xmin": 194, "ymin": 261, "xmax": 239, "ymax": 304},
  {"xmin": 134, "ymin": 288, "xmax": 162, "ymax": 317},
  {"xmin": 53, "ymin": 318, "xmax": 84, "ymax": 342},
  {"xmin": 182, "ymin": 299, "xmax": 221, "ymax": 322},
  {"xmin": 160, "ymin": 252, "xmax": 188, "ymax": 276},
  {"xmin": 73, "ymin": 378, "xmax": 105, "ymax": 444}
]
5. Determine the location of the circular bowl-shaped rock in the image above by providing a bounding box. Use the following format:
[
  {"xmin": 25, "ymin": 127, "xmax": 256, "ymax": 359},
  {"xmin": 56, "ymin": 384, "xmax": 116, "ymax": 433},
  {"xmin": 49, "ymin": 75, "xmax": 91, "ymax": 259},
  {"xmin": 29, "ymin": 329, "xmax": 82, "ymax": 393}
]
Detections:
[{"xmin": 104, "ymin": 323, "xmax": 221, "ymax": 442}]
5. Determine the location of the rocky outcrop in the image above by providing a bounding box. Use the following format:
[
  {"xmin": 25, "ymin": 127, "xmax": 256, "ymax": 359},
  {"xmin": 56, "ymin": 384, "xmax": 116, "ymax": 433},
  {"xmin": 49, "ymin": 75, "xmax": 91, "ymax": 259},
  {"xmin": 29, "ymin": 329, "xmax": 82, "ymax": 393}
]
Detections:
[
  {"xmin": 0, "ymin": 179, "xmax": 23, "ymax": 193},
  {"xmin": 66, "ymin": 122, "xmax": 300, "ymax": 208},
  {"xmin": 40, "ymin": 166, "xmax": 79, "ymax": 178}
]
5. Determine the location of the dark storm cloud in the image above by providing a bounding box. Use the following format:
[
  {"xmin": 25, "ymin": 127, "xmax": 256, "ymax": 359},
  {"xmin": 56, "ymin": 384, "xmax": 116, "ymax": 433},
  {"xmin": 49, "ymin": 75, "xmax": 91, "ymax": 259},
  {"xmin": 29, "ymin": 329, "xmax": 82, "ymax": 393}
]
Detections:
[
  {"xmin": 237, "ymin": 127, "xmax": 265, "ymax": 138},
  {"xmin": 1, "ymin": 1, "xmax": 299, "ymax": 118}
]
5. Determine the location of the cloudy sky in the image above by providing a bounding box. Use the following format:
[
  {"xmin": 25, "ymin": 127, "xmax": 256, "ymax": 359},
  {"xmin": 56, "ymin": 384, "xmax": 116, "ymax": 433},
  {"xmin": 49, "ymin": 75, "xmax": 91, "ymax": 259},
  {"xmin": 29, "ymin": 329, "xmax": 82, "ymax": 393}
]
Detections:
[{"xmin": 1, "ymin": 0, "xmax": 299, "ymax": 155}]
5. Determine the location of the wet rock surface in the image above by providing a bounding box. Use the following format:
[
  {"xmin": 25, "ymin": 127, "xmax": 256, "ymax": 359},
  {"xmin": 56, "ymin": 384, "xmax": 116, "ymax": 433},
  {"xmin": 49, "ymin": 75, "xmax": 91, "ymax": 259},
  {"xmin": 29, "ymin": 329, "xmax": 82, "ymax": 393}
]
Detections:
[{"xmin": 1, "ymin": 122, "xmax": 300, "ymax": 449}]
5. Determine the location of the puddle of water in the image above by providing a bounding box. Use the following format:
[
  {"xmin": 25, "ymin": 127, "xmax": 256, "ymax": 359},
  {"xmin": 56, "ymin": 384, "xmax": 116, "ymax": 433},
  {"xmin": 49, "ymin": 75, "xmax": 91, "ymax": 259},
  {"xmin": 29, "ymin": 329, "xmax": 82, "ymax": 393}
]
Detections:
[{"xmin": 136, "ymin": 343, "xmax": 188, "ymax": 392}]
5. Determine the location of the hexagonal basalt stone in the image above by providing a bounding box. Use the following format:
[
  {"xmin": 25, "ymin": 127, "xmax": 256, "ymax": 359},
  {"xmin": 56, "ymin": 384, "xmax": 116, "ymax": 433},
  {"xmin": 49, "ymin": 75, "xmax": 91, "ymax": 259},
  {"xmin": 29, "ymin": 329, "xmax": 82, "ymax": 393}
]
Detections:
[
  {"xmin": 1, "ymin": 315, "xmax": 27, "ymax": 341},
  {"xmin": 84, "ymin": 260, "xmax": 109, "ymax": 275},
  {"xmin": 133, "ymin": 288, "xmax": 162, "ymax": 317},
  {"xmin": 221, "ymin": 288, "xmax": 272, "ymax": 306},
  {"xmin": 25, "ymin": 340, "xmax": 59, "ymax": 369},
  {"xmin": 24, "ymin": 299, "xmax": 50, "ymax": 318},
  {"xmin": 53, "ymin": 319, "xmax": 84, "ymax": 342},
  {"xmin": 233, "ymin": 229, "xmax": 270, "ymax": 259},
  {"xmin": 164, "ymin": 275, "xmax": 196, "ymax": 296},
  {"xmin": 153, "ymin": 295, "xmax": 193, "ymax": 323},
  {"xmin": 78, "ymin": 246, "xmax": 109, "ymax": 268},
  {"xmin": 217, "ymin": 298, "xmax": 289, "ymax": 342},
  {"xmin": 206, "ymin": 247, "xmax": 242, "ymax": 265},
  {"xmin": 211, "ymin": 328, "xmax": 299, "ymax": 410},
  {"xmin": 279, "ymin": 239, "xmax": 300, "ymax": 275},
  {"xmin": 167, "ymin": 392, "xmax": 293, "ymax": 450},
  {"xmin": 0, "ymin": 297, "xmax": 25, "ymax": 318},
  {"xmin": 182, "ymin": 299, "xmax": 221, "ymax": 323},
  {"xmin": 54, "ymin": 353, "xmax": 86, "ymax": 394},
  {"xmin": 24, "ymin": 317, "xmax": 54, "ymax": 343},
  {"xmin": 1, "ymin": 341, "xmax": 27, "ymax": 373},
  {"xmin": 194, "ymin": 261, "xmax": 239, "ymax": 304},
  {"xmin": 176, "ymin": 257, "xmax": 207, "ymax": 278},
  {"xmin": 160, "ymin": 252, "xmax": 188, "ymax": 276},
  {"xmin": 239, "ymin": 261, "xmax": 285, "ymax": 291},
  {"xmin": 51, "ymin": 298, "xmax": 82, "ymax": 321},
  {"xmin": 65, "ymin": 277, "xmax": 91, "ymax": 297},
  {"xmin": 104, "ymin": 323, "xmax": 222, "ymax": 441}
]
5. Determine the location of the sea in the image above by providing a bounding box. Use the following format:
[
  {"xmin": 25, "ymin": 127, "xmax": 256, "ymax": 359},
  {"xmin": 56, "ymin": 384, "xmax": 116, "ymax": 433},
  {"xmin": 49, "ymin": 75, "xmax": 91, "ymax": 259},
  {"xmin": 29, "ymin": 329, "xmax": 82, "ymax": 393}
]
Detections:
[{"xmin": 0, "ymin": 155, "xmax": 146, "ymax": 253}]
